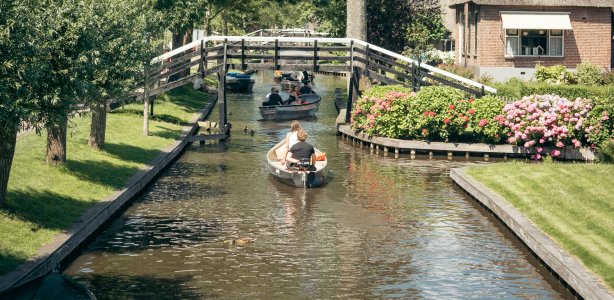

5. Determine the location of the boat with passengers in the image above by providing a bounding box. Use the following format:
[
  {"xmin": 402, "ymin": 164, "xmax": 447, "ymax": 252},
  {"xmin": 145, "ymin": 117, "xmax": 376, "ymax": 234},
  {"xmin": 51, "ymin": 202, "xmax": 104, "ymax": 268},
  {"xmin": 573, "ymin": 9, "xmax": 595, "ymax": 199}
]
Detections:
[
  {"xmin": 259, "ymin": 93, "xmax": 321, "ymax": 121},
  {"xmin": 266, "ymin": 139, "xmax": 327, "ymax": 188}
]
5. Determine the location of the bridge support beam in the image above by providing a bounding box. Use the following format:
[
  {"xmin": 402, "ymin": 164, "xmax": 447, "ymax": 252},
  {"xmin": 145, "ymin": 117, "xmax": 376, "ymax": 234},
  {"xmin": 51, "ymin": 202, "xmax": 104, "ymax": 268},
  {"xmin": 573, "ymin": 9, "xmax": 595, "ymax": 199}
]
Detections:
[{"xmin": 345, "ymin": 67, "xmax": 360, "ymax": 123}]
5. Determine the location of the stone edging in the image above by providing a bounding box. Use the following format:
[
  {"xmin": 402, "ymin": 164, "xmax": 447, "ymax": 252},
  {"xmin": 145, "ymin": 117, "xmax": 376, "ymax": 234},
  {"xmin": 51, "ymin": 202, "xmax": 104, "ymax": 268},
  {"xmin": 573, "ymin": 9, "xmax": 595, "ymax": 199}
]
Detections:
[
  {"xmin": 0, "ymin": 91, "xmax": 218, "ymax": 294},
  {"xmin": 450, "ymin": 168, "xmax": 613, "ymax": 300},
  {"xmin": 337, "ymin": 124, "xmax": 596, "ymax": 161}
]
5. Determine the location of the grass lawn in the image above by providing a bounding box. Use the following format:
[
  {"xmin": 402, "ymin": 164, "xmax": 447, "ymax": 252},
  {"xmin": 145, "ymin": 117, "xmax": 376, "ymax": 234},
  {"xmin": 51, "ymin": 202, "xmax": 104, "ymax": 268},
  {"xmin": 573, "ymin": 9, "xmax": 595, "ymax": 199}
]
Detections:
[
  {"xmin": 0, "ymin": 86, "xmax": 207, "ymax": 275},
  {"xmin": 467, "ymin": 162, "xmax": 614, "ymax": 289}
]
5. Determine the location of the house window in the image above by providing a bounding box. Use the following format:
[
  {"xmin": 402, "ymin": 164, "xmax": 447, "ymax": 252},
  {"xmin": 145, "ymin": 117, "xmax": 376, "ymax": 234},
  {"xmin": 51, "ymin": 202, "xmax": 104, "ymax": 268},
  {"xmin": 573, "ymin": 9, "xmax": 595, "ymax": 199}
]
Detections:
[{"xmin": 505, "ymin": 29, "xmax": 564, "ymax": 57}]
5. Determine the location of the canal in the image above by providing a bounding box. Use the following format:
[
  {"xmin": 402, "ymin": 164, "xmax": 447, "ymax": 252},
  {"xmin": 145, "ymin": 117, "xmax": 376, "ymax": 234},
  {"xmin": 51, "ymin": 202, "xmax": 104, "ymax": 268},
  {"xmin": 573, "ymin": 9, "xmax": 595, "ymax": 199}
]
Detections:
[{"xmin": 64, "ymin": 72, "xmax": 574, "ymax": 299}]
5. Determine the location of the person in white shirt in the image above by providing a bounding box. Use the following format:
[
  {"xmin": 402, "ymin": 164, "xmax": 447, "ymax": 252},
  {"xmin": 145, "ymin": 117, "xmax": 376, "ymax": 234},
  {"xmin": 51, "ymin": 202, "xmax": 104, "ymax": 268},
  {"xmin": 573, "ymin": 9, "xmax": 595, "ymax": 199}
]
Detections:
[
  {"xmin": 264, "ymin": 87, "xmax": 275, "ymax": 102},
  {"xmin": 280, "ymin": 120, "xmax": 302, "ymax": 166}
]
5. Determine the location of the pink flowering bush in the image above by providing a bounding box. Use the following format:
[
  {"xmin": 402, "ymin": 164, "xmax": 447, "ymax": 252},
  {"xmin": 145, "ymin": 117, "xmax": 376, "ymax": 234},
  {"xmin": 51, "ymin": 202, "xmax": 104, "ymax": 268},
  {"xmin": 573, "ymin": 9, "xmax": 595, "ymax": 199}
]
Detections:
[
  {"xmin": 351, "ymin": 85, "xmax": 613, "ymax": 160},
  {"xmin": 501, "ymin": 94, "xmax": 610, "ymax": 158}
]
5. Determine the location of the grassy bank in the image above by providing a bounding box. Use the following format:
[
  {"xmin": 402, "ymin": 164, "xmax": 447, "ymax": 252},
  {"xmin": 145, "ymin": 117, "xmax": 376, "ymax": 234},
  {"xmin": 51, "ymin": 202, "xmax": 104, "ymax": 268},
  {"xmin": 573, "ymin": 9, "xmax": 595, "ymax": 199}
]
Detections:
[
  {"xmin": 467, "ymin": 163, "xmax": 614, "ymax": 289},
  {"xmin": 0, "ymin": 86, "xmax": 207, "ymax": 275}
]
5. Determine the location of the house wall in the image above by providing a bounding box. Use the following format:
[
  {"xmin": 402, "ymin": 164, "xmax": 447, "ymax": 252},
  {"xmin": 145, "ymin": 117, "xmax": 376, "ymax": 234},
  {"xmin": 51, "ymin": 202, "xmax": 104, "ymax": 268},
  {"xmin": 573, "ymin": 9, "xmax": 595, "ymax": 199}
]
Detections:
[{"xmin": 453, "ymin": 4, "xmax": 612, "ymax": 79}]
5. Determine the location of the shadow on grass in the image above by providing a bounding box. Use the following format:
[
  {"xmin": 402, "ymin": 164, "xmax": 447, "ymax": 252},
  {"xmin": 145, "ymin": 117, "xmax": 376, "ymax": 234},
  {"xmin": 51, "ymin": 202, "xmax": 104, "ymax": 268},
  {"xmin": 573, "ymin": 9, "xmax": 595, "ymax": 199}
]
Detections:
[
  {"xmin": 104, "ymin": 143, "xmax": 163, "ymax": 165},
  {"xmin": 0, "ymin": 251, "xmax": 27, "ymax": 276},
  {"xmin": 109, "ymin": 109, "xmax": 187, "ymax": 126},
  {"xmin": 65, "ymin": 159, "xmax": 141, "ymax": 190},
  {"xmin": 4, "ymin": 190, "xmax": 93, "ymax": 231},
  {"xmin": 150, "ymin": 125, "xmax": 181, "ymax": 140}
]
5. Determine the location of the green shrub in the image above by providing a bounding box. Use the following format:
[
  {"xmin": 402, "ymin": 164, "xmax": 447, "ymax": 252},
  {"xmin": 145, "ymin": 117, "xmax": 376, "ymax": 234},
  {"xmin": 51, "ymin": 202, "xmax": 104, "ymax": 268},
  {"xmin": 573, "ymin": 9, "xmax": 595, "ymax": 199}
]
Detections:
[
  {"xmin": 534, "ymin": 64, "xmax": 568, "ymax": 84},
  {"xmin": 598, "ymin": 139, "xmax": 614, "ymax": 163},
  {"xmin": 576, "ymin": 62, "xmax": 603, "ymax": 86},
  {"xmin": 362, "ymin": 85, "xmax": 414, "ymax": 99},
  {"xmin": 467, "ymin": 95, "xmax": 507, "ymax": 143},
  {"xmin": 437, "ymin": 64, "xmax": 476, "ymax": 80},
  {"xmin": 602, "ymin": 71, "xmax": 614, "ymax": 85},
  {"xmin": 493, "ymin": 81, "xmax": 614, "ymax": 102}
]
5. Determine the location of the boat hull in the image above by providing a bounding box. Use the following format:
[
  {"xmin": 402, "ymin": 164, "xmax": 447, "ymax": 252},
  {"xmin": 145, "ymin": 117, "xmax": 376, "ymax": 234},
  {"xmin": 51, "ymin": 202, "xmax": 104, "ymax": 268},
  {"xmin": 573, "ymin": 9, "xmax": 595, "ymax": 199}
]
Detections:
[
  {"xmin": 266, "ymin": 140, "xmax": 327, "ymax": 188},
  {"xmin": 259, "ymin": 94, "xmax": 321, "ymax": 121},
  {"xmin": 226, "ymin": 78, "xmax": 255, "ymax": 93}
]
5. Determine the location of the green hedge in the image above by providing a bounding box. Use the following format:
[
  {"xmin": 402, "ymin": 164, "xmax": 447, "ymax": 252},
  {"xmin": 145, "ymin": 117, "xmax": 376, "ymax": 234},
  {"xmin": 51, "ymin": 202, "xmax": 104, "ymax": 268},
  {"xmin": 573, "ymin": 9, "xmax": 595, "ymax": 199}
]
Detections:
[{"xmin": 493, "ymin": 81, "xmax": 614, "ymax": 101}]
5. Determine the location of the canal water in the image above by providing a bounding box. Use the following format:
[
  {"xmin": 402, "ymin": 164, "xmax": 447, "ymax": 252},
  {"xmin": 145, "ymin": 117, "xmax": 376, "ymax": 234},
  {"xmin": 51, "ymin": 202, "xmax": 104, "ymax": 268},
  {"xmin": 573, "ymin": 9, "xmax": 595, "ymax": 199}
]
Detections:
[{"xmin": 64, "ymin": 73, "xmax": 573, "ymax": 299}]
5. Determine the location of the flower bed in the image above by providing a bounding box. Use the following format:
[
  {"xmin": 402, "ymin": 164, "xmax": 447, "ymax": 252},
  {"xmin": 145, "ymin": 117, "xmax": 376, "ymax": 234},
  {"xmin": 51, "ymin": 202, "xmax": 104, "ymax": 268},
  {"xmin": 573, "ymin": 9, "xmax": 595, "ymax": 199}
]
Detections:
[{"xmin": 350, "ymin": 85, "xmax": 613, "ymax": 159}]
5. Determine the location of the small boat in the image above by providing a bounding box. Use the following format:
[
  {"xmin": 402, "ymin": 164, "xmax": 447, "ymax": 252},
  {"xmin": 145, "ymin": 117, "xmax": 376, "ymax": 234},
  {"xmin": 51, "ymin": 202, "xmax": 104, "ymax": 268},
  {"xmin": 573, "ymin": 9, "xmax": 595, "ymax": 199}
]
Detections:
[
  {"xmin": 259, "ymin": 93, "xmax": 321, "ymax": 120},
  {"xmin": 226, "ymin": 72, "xmax": 255, "ymax": 93},
  {"xmin": 266, "ymin": 139, "xmax": 327, "ymax": 188},
  {"xmin": 280, "ymin": 78, "xmax": 297, "ymax": 91}
]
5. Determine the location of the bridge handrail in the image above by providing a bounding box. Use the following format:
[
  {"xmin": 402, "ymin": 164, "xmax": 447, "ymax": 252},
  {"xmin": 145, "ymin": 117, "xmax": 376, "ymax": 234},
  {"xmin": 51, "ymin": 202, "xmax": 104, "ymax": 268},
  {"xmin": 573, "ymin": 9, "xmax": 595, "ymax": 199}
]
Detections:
[{"xmin": 152, "ymin": 36, "xmax": 496, "ymax": 94}]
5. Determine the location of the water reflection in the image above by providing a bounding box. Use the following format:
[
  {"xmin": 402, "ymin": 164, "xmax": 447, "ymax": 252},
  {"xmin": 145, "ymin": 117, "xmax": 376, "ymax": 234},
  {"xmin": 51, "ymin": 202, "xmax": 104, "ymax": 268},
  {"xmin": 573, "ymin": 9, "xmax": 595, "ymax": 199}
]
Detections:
[{"xmin": 63, "ymin": 72, "xmax": 573, "ymax": 299}]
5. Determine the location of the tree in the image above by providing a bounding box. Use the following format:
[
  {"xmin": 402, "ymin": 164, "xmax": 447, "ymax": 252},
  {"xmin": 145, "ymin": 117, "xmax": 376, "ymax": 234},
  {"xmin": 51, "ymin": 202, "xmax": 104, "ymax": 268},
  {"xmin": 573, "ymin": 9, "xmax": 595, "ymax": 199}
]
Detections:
[
  {"xmin": 0, "ymin": 1, "xmax": 56, "ymax": 204},
  {"xmin": 84, "ymin": 0, "xmax": 161, "ymax": 149},
  {"xmin": 346, "ymin": 0, "xmax": 365, "ymax": 40},
  {"xmin": 367, "ymin": 0, "xmax": 444, "ymax": 53}
]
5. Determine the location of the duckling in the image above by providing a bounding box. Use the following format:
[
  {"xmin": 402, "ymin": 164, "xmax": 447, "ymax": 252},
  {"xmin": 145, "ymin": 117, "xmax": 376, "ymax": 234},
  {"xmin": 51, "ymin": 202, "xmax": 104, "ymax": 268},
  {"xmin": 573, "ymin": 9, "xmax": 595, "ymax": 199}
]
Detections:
[
  {"xmin": 249, "ymin": 129, "xmax": 255, "ymax": 136},
  {"xmin": 243, "ymin": 126, "xmax": 249, "ymax": 134},
  {"xmin": 225, "ymin": 237, "xmax": 257, "ymax": 245}
]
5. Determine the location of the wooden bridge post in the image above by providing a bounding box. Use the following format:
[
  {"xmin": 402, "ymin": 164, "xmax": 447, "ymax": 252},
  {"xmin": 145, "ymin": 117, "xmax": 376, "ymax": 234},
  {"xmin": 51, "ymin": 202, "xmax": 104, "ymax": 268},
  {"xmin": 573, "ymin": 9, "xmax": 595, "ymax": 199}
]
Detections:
[
  {"xmin": 218, "ymin": 39, "xmax": 228, "ymax": 130},
  {"xmin": 274, "ymin": 39, "xmax": 279, "ymax": 70},
  {"xmin": 345, "ymin": 66, "xmax": 361, "ymax": 123},
  {"xmin": 313, "ymin": 40, "xmax": 318, "ymax": 72},
  {"xmin": 349, "ymin": 40, "xmax": 354, "ymax": 71},
  {"xmin": 241, "ymin": 39, "xmax": 246, "ymax": 71}
]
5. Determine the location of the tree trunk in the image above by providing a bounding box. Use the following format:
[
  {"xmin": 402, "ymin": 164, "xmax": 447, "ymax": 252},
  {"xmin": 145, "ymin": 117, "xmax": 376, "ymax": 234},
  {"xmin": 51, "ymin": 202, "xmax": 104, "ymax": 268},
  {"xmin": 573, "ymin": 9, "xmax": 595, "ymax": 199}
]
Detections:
[
  {"xmin": 169, "ymin": 32, "xmax": 184, "ymax": 82},
  {"xmin": 222, "ymin": 13, "xmax": 228, "ymax": 36},
  {"xmin": 89, "ymin": 101, "xmax": 107, "ymax": 150},
  {"xmin": 46, "ymin": 115, "xmax": 67, "ymax": 165},
  {"xmin": 0, "ymin": 124, "xmax": 18, "ymax": 206},
  {"xmin": 346, "ymin": 0, "xmax": 367, "ymax": 41},
  {"xmin": 181, "ymin": 30, "xmax": 192, "ymax": 78}
]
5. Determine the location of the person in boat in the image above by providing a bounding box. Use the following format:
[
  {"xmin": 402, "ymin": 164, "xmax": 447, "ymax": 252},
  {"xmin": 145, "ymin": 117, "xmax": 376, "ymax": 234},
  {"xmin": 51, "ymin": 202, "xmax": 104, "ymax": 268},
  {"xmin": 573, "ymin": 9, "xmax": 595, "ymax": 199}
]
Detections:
[
  {"xmin": 285, "ymin": 129, "xmax": 316, "ymax": 171},
  {"xmin": 302, "ymin": 71, "xmax": 310, "ymax": 83},
  {"xmin": 299, "ymin": 82, "xmax": 313, "ymax": 95},
  {"xmin": 264, "ymin": 87, "xmax": 275, "ymax": 102},
  {"xmin": 280, "ymin": 120, "xmax": 302, "ymax": 166},
  {"xmin": 263, "ymin": 88, "xmax": 283, "ymax": 106},
  {"xmin": 287, "ymin": 85, "xmax": 301, "ymax": 105},
  {"xmin": 296, "ymin": 71, "xmax": 305, "ymax": 82}
]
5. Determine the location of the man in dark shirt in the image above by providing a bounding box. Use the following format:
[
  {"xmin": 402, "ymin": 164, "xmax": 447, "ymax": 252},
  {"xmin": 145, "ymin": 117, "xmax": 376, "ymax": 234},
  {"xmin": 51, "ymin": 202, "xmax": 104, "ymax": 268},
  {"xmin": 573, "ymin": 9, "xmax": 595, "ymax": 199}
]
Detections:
[
  {"xmin": 299, "ymin": 82, "xmax": 313, "ymax": 95},
  {"xmin": 263, "ymin": 88, "xmax": 283, "ymax": 106},
  {"xmin": 286, "ymin": 129, "xmax": 316, "ymax": 170}
]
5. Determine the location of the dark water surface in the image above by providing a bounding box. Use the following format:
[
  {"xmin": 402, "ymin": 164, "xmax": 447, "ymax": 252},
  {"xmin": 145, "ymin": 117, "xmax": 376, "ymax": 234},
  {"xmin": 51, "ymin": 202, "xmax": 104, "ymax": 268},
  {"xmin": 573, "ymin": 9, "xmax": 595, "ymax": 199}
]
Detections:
[{"xmin": 64, "ymin": 73, "xmax": 573, "ymax": 299}]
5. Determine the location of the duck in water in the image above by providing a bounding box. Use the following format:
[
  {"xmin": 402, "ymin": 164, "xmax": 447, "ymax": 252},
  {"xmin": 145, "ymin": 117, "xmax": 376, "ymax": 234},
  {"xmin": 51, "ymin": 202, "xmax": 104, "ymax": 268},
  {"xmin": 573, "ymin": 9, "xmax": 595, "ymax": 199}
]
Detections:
[{"xmin": 225, "ymin": 237, "xmax": 257, "ymax": 245}]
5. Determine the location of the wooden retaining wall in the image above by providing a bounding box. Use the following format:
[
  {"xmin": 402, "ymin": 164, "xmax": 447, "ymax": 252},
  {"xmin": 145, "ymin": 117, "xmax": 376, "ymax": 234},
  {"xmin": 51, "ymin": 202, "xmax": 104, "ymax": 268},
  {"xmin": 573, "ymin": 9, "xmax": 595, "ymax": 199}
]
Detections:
[
  {"xmin": 336, "ymin": 124, "xmax": 597, "ymax": 161},
  {"xmin": 0, "ymin": 91, "xmax": 219, "ymax": 295},
  {"xmin": 451, "ymin": 168, "xmax": 614, "ymax": 300}
]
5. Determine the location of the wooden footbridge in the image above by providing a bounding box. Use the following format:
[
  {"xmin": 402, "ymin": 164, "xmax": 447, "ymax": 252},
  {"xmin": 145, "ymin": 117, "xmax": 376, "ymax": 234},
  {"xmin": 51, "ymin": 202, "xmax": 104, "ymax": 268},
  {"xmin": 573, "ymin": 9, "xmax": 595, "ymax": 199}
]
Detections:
[{"xmin": 140, "ymin": 36, "xmax": 496, "ymax": 141}]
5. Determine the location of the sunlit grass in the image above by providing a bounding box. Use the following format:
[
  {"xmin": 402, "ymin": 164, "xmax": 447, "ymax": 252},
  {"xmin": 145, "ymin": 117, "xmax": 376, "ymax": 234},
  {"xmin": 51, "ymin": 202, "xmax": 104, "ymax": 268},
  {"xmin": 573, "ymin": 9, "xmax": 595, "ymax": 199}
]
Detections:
[
  {"xmin": 0, "ymin": 86, "xmax": 207, "ymax": 274},
  {"xmin": 467, "ymin": 162, "xmax": 614, "ymax": 289}
]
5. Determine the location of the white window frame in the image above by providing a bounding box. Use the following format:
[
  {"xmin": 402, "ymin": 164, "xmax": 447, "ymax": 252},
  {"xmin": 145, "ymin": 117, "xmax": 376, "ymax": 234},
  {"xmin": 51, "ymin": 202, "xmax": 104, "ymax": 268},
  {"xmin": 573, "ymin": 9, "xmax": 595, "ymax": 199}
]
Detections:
[{"xmin": 504, "ymin": 29, "xmax": 564, "ymax": 58}]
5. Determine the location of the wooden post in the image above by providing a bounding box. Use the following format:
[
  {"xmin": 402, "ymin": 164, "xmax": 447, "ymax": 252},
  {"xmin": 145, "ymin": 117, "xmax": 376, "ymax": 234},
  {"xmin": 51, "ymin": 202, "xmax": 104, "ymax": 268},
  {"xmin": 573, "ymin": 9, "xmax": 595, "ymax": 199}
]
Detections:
[
  {"xmin": 149, "ymin": 95, "xmax": 155, "ymax": 117},
  {"xmin": 203, "ymin": 40, "xmax": 208, "ymax": 75},
  {"xmin": 349, "ymin": 40, "xmax": 354, "ymax": 71},
  {"xmin": 218, "ymin": 39, "xmax": 228, "ymax": 129},
  {"xmin": 313, "ymin": 40, "xmax": 318, "ymax": 72},
  {"xmin": 345, "ymin": 73, "xmax": 354, "ymax": 124},
  {"xmin": 274, "ymin": 39, "xmax": 279, "ymax": 70},
  {"xmin": 365, "ymin": 44, "xmax": 370, "ymax": 71},
  {"xmin": 241, "ymin": 39, "xmax": 246, "ymax": 71}
]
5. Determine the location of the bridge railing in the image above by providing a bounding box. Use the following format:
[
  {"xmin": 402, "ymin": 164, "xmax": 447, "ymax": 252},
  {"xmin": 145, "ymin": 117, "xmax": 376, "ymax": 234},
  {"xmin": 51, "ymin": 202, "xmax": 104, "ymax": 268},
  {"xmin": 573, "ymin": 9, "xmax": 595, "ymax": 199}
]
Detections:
[{"xmin": 146, "ymin": 36, "xmax": 496, "ymax": 98}]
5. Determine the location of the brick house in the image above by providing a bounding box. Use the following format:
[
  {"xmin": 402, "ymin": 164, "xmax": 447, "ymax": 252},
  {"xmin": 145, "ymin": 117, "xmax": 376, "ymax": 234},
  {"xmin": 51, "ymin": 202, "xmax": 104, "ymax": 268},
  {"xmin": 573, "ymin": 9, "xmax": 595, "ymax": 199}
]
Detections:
[{"xmin": 448, "ymin": 0, "xmax": 614, "ymax": 81}]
